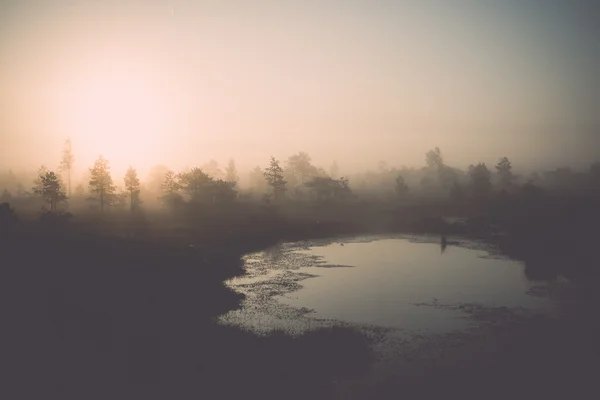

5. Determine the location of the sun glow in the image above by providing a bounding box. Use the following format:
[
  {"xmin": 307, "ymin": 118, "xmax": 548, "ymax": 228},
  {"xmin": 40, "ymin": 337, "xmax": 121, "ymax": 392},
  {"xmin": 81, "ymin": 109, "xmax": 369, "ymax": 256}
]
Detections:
[{"xmin": 68, "ymin": 69, "xmax": 173, "ymax": 178}]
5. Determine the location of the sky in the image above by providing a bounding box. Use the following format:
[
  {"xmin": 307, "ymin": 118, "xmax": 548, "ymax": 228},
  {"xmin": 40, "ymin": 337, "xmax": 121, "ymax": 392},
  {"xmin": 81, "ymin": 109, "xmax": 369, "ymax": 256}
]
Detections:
[{"xmin": 0, "ymin": 0, "xmax": 598, "ymax": 181}]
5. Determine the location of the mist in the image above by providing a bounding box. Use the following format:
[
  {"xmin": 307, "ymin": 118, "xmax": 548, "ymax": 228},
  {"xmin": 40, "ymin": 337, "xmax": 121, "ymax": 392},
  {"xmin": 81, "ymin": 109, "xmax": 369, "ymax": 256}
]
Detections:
[
  {"xmin": 1, "ymin": 0, "xmax": 598, "ymax": 179},
  {"xmin": 3, "ymin": 3, "xmax": 600, "ymax": 399}
]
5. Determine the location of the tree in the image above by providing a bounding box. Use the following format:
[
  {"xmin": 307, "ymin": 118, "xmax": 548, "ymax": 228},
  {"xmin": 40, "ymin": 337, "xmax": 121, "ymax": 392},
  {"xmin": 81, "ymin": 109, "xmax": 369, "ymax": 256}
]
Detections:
[
  {"xmin": 425, "ymin": 147, "xmax": 444, "ymax": 170},
  {"xmin": 178, "ymin": 167, "xmax": 214, "ymax": 202},
  {"xmin": 495, "ymin": 157, "xmax": 514, "ymax": 188},
  {"xmin": 304, "ymin": 176, "xmax": 352, "ymax": 202},
  {"xmin": 110, "ymin": 191, "xmax": 128, "ymax": 210},
  {"xmin": 394, "ymin": 175, "xmax": 409, "ymax": 199},
  {"xmin": 200, "ymin": 159, "xmax": 223, "ymax": 179},
  {"xmin": 211, "ymin": 180, "xmax": 237, "ymax": 203},
  {"xmin": 225, "ymin": 159, "xmax": 238, "ymax": 185},
  {"xmin": 59, "ymin": 138, "xmax": 75, "ymax": 197},
  {"xmin": 160, "ymin": 170, "xmax": 182, "ymax": 208},
  {"xmin": 264, "ymin": 157, "xmax": 287, "ymax": 202},
  {"xmin": 32, "ymin": 165, "xmax": 49, "ymax": 195},
  {"xmin": 124, "ymin": 166, "xmax": 141, "ymax": 212},
  {"xmin": 468, "ymin": 163, "xmax": 492, "ymax": 199},
  {"xmin": 88, "ymin": 155, "xmax": 116, "ymax": 212},
  {"xmin": 32, "ymin": 170, "xmax": 67, "ymax": 212},
  {"xmin": 286, "ymin": 152, "xmax": 317, "ymax": 188}
]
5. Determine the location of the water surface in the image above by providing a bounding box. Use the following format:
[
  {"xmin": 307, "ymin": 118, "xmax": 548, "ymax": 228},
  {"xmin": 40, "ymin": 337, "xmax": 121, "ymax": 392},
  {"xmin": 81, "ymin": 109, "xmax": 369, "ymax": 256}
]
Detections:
[{"xmin": 219, "ymin": 236, "xmax": 552, "ymax": 335}]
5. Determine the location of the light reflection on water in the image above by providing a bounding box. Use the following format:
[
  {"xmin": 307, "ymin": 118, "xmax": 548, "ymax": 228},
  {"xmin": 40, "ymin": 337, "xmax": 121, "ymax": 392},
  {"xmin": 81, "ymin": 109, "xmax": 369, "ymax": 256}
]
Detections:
[{"xmin": 219, "ymin": 236, "xmax": 552, "ymax": 335}]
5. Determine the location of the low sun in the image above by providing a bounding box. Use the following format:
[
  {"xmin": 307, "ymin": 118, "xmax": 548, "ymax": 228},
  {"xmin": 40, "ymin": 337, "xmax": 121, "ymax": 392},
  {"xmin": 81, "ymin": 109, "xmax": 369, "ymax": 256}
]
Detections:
[{"xmin": 69, "ymin": 72, "xmax": 170, "ymax": 177}]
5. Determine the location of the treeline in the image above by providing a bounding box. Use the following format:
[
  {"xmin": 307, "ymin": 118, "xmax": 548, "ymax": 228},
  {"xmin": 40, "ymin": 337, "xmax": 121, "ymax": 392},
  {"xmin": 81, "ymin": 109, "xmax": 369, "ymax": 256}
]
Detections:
[{"xmin": 1, "ymin": 139, "xmax": 600, "ymax": 220}]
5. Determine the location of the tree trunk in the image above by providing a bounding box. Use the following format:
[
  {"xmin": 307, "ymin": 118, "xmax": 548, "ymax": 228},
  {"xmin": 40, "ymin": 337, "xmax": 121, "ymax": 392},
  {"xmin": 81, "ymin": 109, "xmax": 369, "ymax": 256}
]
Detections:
[
  {"xmin": 100, "ymin": 190, "xmax": 104, "ymax": 213},
  {"xmin": 130, "ymin": 190, "xmax": 134, "ymax": 212}
]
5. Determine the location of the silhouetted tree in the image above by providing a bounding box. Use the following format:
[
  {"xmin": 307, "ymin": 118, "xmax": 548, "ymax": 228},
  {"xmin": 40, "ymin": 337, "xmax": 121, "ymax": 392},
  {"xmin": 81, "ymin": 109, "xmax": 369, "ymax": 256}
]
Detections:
[
  {"xmin": 334, "ymin": 177, "xmax": 352, "ymax": 201},
  {"xmin": 200, "ymin": 159, "xmax": 223, "ymax": 179},
  {"xmin": 124, "ymin": 166, "xmax": 141, "ymax": 211},
  {"xmin": 495, "ymin": 157, "xmax": 514, "ymax": 188},
  {"xmin": 425, "ymin": 147, "xmax": 444, "ymax": 170},
  {"xmin": 178, "ymin": 167, "xmax": 214, "ymax": 202},
  {"xmin": 160, "ymin": 170, "xmax": 182, "ymax": 208},
  {"xmin": 110, "ymin": 191, "xmax": 128, "ymax": 210},
  {"xmin": 305, "ymin": 176, "xmax": 352, "ymax": 202},
  {"xmin": 225, "ymin": 159, "xmax": 238, "ymax": 185},
  {"xmin": 264, "ymin": 157, "xmax": 287, "ymax": 202},
  {"xmin": 211, "ymin": 180, "xmax": 237, "ymax": 203},
  {"xmin": 468, "ymin": 163, "xmax": 492, "ymax": 199},
  {"xmin": 88, "ymin": 155, "xmax": 116, "ymax": 212},
  {"xmin": 425, "ymin": 147, "xmax": 455, "ymax": 188},
  {"xmin": 394, "ymin": 175, "xmax": 409, "ymax": 199},
  {"xmin": 59, "ymin": 138, "xmax": 75, "ymax": 197},
  {"xmin": 438, "ymin": 166, "xmax": 459, "ymax": 189},
  {"xmin": 286, "ymin": 152, "xmax": 317, "ymax": 188},
  {"xmin": 33, "ymin": 171, "xmax": 67, "ymax": 212},
  {"xmin": 32, "ymin": 166, "xmax": 49, "ymax": 195}
]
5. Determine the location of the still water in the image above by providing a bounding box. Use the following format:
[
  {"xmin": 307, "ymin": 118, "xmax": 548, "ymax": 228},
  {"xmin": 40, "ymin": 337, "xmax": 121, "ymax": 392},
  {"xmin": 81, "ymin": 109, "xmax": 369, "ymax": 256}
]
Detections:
[{"xmin": 219, "ymin": 236, "xmax": 552, "ymax": 335}]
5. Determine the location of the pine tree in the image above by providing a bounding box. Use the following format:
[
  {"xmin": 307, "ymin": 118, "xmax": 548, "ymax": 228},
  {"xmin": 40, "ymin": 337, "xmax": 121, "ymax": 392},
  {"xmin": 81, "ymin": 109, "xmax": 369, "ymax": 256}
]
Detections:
[
  {"xmin": 88, "ymin": 155, "xmax": 116, "ymax": 212},
  {"xmin": 124, "ymin": 166, "xmax": 141, "ymax": 212},
  {"xmin": 263, "ymin": 157, "xmax": 287, "ymax": 202},
  {"xmin": 33, "ymin": 170, "xmax": 67, "ymax": 212}
]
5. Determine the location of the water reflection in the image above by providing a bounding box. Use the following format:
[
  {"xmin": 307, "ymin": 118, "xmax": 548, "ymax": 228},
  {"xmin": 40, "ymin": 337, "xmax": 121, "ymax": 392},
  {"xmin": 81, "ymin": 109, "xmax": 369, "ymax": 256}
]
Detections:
[
  {"xmin": 441, "ymin": 235, "xmax": 448, "ymax": 254},
  {"xmin": 220, "ymin": 236, "xmax": 553, "ymax": 335}
]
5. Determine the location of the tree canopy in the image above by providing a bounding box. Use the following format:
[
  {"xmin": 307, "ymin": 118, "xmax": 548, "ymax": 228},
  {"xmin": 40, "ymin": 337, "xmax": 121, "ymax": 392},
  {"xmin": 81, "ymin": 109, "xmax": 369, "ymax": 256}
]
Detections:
[
  {"xmin": 124, "ymin": 166, "xmax": 141, "ymax": 211},
  {"xmin": 89, "ymin": 155, "xmax": 116, "ymax": 212},
  {"xmin": 264, "ymin": 157, "xmax": 287, "ymax": 202},
  {"xmin": 33, "ymin": 170, "xmax": 67, "ymax": 212}
]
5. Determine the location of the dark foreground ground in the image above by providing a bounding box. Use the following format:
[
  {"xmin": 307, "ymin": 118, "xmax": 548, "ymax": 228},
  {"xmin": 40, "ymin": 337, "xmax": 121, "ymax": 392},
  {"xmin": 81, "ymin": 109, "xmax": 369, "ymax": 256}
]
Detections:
[{"xmin": 1, "ymin": 199, "xmax": 599, "ymax": 399}]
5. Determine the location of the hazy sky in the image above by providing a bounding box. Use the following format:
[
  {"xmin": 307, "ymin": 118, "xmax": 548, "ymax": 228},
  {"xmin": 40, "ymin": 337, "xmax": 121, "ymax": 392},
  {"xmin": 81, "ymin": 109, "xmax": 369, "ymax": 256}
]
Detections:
[{"xmin": 1, "ymin": 0, "xmax": 598, "ymax": 180}]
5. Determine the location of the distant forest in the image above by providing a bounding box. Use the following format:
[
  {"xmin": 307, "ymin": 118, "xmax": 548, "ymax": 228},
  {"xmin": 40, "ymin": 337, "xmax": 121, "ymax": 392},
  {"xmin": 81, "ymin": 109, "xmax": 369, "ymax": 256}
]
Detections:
[{"xmin": 1, "ymin": 138, "xmax": 600, "ymax": 218}]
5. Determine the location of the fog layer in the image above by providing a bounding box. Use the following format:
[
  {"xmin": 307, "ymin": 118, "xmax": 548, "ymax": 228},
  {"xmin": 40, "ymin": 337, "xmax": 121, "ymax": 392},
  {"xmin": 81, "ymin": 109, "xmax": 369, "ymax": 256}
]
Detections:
[{"xmin": 1, "ymin": 0, "xmax": 598, "ymax": 178}]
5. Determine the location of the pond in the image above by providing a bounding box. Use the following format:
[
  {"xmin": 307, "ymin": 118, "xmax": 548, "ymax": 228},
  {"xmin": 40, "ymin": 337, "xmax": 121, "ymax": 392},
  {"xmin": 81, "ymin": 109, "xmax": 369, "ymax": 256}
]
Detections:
[{"xmin": 218, "ymin": 235, "xmax": 556, "ymax": 337}]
